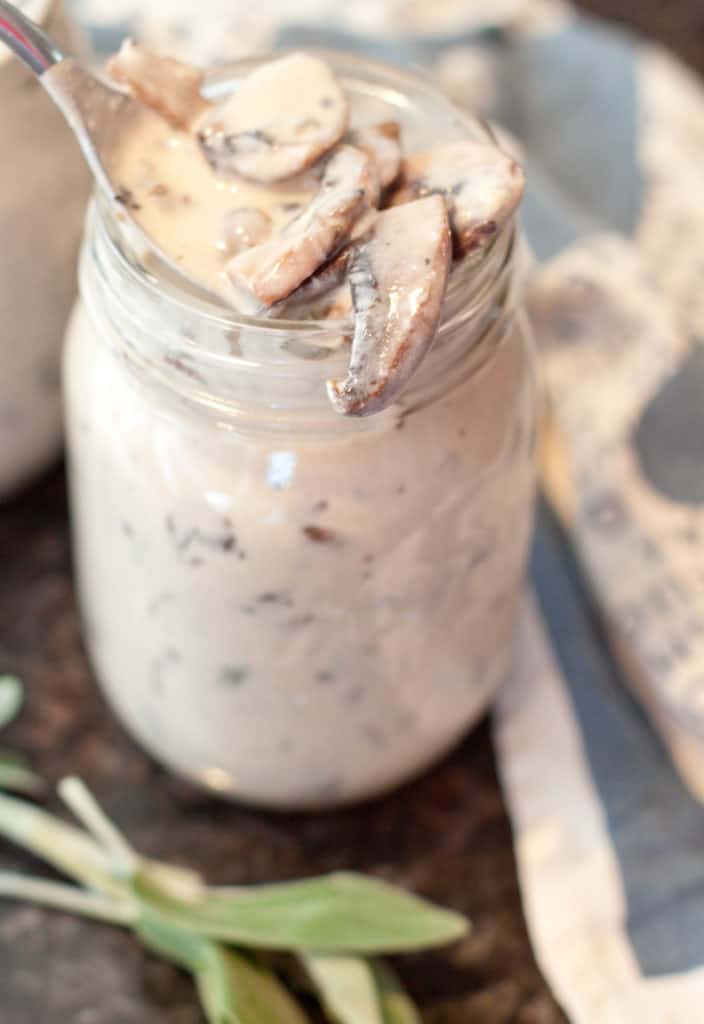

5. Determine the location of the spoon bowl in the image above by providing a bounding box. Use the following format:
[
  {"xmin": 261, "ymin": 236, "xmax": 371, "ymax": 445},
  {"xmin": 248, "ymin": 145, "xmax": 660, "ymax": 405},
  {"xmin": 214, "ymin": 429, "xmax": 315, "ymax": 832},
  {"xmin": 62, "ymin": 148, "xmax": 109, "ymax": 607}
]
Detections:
[{"xmin": 0, "ymin": 0, "xmax": 219, "ymax": 302}]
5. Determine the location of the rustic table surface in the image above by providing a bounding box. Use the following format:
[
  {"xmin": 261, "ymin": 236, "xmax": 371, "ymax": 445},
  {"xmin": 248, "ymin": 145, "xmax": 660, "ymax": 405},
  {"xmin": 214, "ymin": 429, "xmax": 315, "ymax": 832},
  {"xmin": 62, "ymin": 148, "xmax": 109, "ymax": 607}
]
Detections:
[{"xmin": 1, "ymin": 4, "xmax": 702, "ymax": 1022}]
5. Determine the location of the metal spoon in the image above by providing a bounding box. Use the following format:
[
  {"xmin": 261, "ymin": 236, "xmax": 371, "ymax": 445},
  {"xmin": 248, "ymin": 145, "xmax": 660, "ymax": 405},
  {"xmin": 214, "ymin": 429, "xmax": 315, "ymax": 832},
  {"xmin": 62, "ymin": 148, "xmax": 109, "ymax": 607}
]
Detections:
[{"xmin": 0, "ymin": 0, "xmax": 213, "ymax": 296}]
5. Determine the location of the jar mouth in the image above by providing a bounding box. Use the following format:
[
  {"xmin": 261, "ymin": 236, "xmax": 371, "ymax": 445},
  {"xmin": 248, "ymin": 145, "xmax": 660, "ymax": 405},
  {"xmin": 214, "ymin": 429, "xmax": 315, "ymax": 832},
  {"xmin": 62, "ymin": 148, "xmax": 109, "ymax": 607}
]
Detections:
[
  {"xmin": 82, "ymin": 49, "xmax": 524, "ymax": 426},
  {"xmin": 99, "ymin": 48, "xmax": 516, "ymax": 346}
]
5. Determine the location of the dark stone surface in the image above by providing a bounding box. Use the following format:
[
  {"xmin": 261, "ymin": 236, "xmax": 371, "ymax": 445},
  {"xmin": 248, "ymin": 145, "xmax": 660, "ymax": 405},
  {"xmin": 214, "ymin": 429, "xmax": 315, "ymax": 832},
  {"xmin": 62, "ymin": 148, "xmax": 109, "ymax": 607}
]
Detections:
[{"xmin": 0, "ymin": 469, "xmax": 563, "ymax": 1021}]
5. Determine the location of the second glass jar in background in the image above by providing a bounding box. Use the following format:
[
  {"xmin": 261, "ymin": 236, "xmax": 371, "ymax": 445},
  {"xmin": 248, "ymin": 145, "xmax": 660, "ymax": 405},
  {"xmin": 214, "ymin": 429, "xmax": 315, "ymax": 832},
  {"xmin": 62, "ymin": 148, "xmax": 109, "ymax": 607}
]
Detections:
[
  {"xmin": 64, "ymin": 54, "xmax": 538, "ymax": 809},
  {"xmin": 0, "ymin": 0, "xmax": 89, "ymax": 499}
]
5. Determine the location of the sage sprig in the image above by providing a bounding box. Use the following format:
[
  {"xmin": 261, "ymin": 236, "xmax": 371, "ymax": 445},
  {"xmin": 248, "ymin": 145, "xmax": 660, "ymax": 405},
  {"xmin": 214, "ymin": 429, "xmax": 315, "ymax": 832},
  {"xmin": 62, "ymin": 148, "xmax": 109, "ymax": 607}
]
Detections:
[
  {"xmin": 0, "ymin": 777, "xmax": 468, "ymax": 1022},
  {"xmin": 0, "ymin": 676, "xmax": 43, "ymax": 795}
]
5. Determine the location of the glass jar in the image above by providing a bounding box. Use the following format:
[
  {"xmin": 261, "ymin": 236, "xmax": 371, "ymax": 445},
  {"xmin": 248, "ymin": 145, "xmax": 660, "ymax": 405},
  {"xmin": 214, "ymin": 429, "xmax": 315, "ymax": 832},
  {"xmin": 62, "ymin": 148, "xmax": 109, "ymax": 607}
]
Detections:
[
  {"xmin": 0, "ymin": 0, "xmax": 89, "ymax": 498},
  {"xmin": 64, "ymin": 54, "xmax": 538, "ymax": 809}
]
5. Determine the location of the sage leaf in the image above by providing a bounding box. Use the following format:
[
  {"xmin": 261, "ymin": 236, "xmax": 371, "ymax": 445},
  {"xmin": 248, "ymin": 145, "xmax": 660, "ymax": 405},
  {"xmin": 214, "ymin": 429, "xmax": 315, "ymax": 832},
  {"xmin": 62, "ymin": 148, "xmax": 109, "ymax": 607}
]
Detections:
[
  {"xmin": 0, "ymin": 872, "xmax": 136, "ymax": 925},
  {"xmin": 371, "ymin": 962, "xmax": 421, "ymax": 1024},
  {"xmin": 0, "ymin": 677, "xmax": 22, "ymax": 730},
  {"xmin": 0, "ymin": 677, "xmax": 44, "ymax": 795},
  {"xmin": 134, "ymin": 872, "xmax": 468, "ymax": 954},
  {"xmin": 303, "ymin": 953, "xmax": 383, "ymax": 1024},
  {"xmin": 138, "ymin": 912, "xmax": 311, "ymax": 1024},
  {"xmin": 0, "ymin": 752, "xmax": 44, "ymax": 796},
  {"xmin": 197, "ymin": 946, "xmax": 312, "ymax": 1024},
  {"xmin": 59, "ymin": 777, "xmax": 137, "ymax": 875},
  {"xmin": 0, "ymin": 791, "xmax": 120, "ymax": 897}
]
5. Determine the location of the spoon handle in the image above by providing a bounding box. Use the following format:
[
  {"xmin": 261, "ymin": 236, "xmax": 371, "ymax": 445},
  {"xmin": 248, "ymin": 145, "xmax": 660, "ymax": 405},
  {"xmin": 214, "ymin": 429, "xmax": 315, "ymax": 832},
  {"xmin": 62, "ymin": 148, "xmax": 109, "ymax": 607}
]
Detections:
[{"xmin": 0, "ymin": 0, "xmax": 65, "ymax": 76}]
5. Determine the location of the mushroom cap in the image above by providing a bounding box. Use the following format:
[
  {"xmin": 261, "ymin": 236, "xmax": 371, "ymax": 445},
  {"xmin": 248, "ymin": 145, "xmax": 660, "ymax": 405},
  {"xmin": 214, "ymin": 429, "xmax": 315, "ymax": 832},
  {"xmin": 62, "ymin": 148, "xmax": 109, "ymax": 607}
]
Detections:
[
  {"xmin": 327, "ymin": 194, "xmax": 452, "ymax": 417},
  {"xmin": 348, "ymin": 121, "xmax": 403, "ymax": 189},
  {"xmin": 390, "ymin": 140, "xmax": 524, "ymax": 256},
  {"xmin": 227, "ymin": 145, "xmax": 378, "ymax": 307},
  {"xmin": 195, "ymin": 53, "xmax": 349, "ymax": 183}
]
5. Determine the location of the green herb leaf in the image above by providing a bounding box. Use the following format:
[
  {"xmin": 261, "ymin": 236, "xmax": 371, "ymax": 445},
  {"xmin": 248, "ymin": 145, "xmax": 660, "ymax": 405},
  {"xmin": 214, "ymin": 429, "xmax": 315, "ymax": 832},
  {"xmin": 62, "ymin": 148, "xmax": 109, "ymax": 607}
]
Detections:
[
  {"xmin": 134, "ymin": 872, "xmax": 469, "ymax": 954},
  {"xmin": 0, "ymin": 677, "xmax": 44, "ymax": 795},
  {"xmin": 0, "ymin": 791, "xmax": 121, "ymax": 897},
  {"xmin": 59, "ymin": 777, "xmax": 137, "ymax": 877},
  {"xmin": 301, "ymin": 955, "xmax": 423, "ymax": 1024},
  {"xmin": 303, "ymin": 954, "xmax": 383, "ymax": 1024},
  {"xmin": 138, "ymin": 912, "xmax": 311, "ymax": 1024},
  {"xmin": 0, "ymin": 677, "xmax": 22, "ymax": 731},
  {"xmin": 198, "ymin": 947, "xmax": 312, "ymax": 1024},
  {"xmin": 0, "ymin": 871, "xmax": 136, "ymax": 925},
  {"xmin": 0, "ymin": 752, "xmax": 44, "ymax": 796},
  {"xmin": 371, "ymin": 962, "xmax": 422, "ymax": 1024}
]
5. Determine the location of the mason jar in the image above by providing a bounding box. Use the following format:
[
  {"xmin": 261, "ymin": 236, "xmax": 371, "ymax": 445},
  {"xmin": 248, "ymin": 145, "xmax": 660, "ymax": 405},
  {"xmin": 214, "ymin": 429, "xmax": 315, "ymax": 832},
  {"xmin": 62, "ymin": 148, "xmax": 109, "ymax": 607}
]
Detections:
[
  {"xmin": 64, "ymin": 54, "xmax": 538, "ymax": 809},
  {"xmin": 0, "ymin": 0, "xmax": 89, "ymax": 498}
]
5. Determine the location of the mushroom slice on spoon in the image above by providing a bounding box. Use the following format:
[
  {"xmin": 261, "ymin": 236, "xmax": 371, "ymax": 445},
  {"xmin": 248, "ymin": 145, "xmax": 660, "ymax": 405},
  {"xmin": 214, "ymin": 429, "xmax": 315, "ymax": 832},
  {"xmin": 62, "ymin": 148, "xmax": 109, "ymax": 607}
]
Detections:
[
  {"xmin": 107, "ymin": 39, "xmax": 208, "ymax": 129},
  {"xmin": 327, "ymin": 194, "xmax": 451, "ymax": 417},
  {"xmin": 194, "ymin": 53, "xmax": 348, "ymax": 183},
  {"xmin": 347, "ymin": 121, "xmax": 402, "ymax": 189},
  {"xmin": 389, "ymin": 140, "xmax": 524, "ymax": 257},
  {"xmin": 227, "ymin": 145, "xmax": 378, "ymax": 307}
]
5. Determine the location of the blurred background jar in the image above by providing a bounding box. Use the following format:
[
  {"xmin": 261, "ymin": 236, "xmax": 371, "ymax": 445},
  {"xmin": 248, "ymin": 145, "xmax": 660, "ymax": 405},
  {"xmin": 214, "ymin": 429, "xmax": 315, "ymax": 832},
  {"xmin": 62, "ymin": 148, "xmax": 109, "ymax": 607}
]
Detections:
[{"xmin": 0, "ymin": 0, "xmax": 89, "ymax": 499}]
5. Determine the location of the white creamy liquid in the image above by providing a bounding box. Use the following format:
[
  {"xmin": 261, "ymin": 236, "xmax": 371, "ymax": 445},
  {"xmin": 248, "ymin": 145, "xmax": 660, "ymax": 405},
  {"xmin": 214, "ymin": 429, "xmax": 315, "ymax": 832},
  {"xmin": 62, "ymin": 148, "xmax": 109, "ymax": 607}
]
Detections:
[
  {"xmin": 65, "ymin": 303, "xmax": 536, "ymax": 807},
  {"xmin": 114, "ymin": 119, "xmax": 323, "ymax": 306}
]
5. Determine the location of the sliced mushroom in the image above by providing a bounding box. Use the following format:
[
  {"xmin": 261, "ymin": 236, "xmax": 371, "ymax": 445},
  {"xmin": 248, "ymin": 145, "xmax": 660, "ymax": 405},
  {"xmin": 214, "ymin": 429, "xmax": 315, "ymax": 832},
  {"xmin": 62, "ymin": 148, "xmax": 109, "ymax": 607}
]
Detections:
[
  {"xmin": 277, "ymin": 208, "xmax": 378, "ymax": 314},
  {"xmin": 293, "ymin": 281, "xmax": 353, "ymax": 321},
  {"xmin": 389, "ymin": 140, "xmax": 524, "ymax": 257},
  {"xmin": 219, "ymin": 207, "xmax": 273, "ymax": 257},
  {"xmin": 275, "ymin": 250, "xmax": 351, "ymax": 312},
  {"xmin": 227, "ymin": 146, "xmax": 378, "ymax": 307},
  {"xmin": 319, "ymin": 284, "xmax": 353, "ymax": 320},
  {"xmin": 327, "ymin": 195, "xmax": 451, "ymax": 417},
  {"xmin": 107, "ymin": 39, "xmax": 208, "ymax": 129},
  {"xmin": 347, "ymin": 122, "xmax": 402, "ymax": 189},
  {"xmin": 194, "ymin": 53, "xmax": 348, "ymax": 183}
]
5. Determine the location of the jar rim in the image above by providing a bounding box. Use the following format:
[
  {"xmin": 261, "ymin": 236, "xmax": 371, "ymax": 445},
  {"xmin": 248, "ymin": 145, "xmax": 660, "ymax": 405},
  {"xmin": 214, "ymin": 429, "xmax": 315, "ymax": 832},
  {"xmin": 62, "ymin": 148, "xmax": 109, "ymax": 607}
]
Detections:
[
  {"xmin": 98, "ymin": 48, "xmax": 513, "ymax": 343},
  {"xmin": 81, "ymin": 49, "xmax": 523, "ymax": 426}
]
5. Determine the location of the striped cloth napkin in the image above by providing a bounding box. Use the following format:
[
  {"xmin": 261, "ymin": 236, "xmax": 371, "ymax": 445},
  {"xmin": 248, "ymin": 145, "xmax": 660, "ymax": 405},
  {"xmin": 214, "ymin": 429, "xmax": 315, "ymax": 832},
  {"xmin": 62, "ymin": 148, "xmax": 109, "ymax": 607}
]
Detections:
[{"xmin": 68, "ymin": 1, "xmax": 704, "ymax": 1019}]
